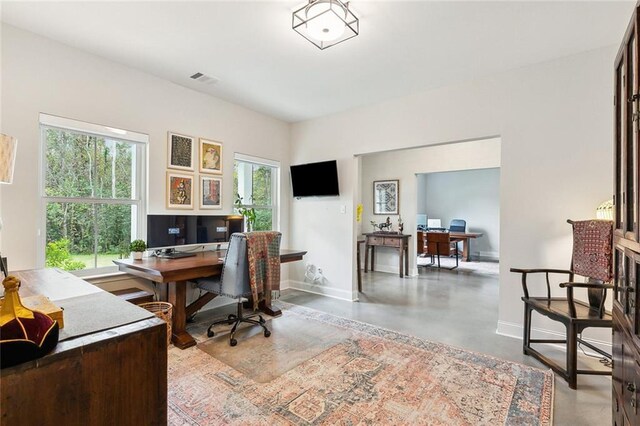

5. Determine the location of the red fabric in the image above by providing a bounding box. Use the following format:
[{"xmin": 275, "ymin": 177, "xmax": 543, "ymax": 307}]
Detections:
[
  {"xmin": 0, "ymin": 312, "xmax": 55, "ymax": 346},
  {"xmin": 572, "ymin": 220, "xmax": 613, "ymax": 282},
  {"xmin": 244, "ymin": 232, "xmax": 281, "ymax": 311}
]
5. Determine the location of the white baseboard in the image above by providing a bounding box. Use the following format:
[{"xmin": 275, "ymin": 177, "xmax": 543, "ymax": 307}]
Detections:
[
  {"xmin": 286, "ymin": 280, "xmax": 357, "ymax": 302},
  {"xmin": 368, "ymin": 264, "xmax": 401, "ymax": 275},
  {"xmin": 365, "ymin": 264, "xmax": 419, "ymax": 277},
  {"xmin": 478, "ymin": 251, "xmax": 499, "ymax": 261},
  {"xmin": 496, "ymin": 320, "xmax": 612, "ymax": 355}
]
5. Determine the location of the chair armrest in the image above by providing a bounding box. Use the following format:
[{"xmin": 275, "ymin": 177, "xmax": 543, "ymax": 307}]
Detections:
[
  {"xmin": 559, "ymin": 282, "xmax": 614, "ymax": 289},
  {"xmin": 559, "ymin": 282, "xmax": 614, "ymax": 317},
  {"xmin": 510, "ymin": 268, "xmax": 574, "ymax": 300},
  {"xmin": 510, "ymin": 268, "xmax": 573, "ymax": 275}
]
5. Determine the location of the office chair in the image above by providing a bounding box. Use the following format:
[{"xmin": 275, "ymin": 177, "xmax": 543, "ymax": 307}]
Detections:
[
  {"xmin": 448, "ymin": 219, "xmax": 466, "ymax": 258},
  {"xmin": 449, "ymin": 219, "xmax": 466, "ymax": 232},
  {"xmin": 193, "ymin": 232, "xmax": 282, "ymax": 346},
  {"xmin": 510, "ymin": 219, "xmax": 613, "ymax": 389},
  {"xmin": 424, "ymin": 231, "xmax": 459, "ymax": 269}
]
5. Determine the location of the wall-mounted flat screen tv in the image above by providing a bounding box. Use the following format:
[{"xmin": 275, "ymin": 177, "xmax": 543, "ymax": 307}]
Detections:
[{"xmin": 290, "ymin": 160, "xmax": 339, "ymax": 197}]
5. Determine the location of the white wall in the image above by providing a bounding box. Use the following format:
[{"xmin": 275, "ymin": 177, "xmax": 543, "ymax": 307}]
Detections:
[
  {"xmin": 290, "ymin": 45, "xmax": 615, "ymax": 346},
  {"xmin": 0, "ymin": 25, "xmax": 292, "ymax": 308},
  {"xmin": 358, "ymin": 138, "xmax": 500, "ymax": 276},
  {"xmin": 420, "ymin": 167, "xmax": 500, "ymax": 260}
]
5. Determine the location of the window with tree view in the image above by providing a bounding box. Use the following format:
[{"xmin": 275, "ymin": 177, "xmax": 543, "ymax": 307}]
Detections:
[
  {"xmin": 41, "ymin": 117, "xmax": 146, "ymax": 274},
  {"xmin": 234, "ymin": 155, "xmax": 279, "ymax": 231}
]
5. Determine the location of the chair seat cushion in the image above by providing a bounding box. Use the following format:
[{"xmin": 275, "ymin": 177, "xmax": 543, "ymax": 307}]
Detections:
[
  {"xmin": 525, "ymin": 297, "xmax": 612, "ymax": 323},
  {"xmin": 195, "ymin": 277, "xmax": 223, "ymax": 295}
]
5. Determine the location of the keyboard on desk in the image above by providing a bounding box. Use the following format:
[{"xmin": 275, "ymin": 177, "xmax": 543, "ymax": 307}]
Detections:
[{"xmin": 156, "ymin": 252, "xmax": 196, "ymax": 259}]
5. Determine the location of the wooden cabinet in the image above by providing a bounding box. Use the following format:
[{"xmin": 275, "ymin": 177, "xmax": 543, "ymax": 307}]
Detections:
[
  {"xmin": 614, "ymin": 5, "xmax": 640, "ymax": 425},
  {"xmin": 0, "ymin": 270, "xmax": 168, "ymax": 425},
  {"xmin": 362, "ymin": 233, "xmax": 411, "ymax": 278}
]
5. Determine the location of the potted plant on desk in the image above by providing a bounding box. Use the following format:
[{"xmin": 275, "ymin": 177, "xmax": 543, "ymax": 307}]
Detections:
[{"xmin": 129, "ymin": 240, "xmax": 147, "ymax": 260}]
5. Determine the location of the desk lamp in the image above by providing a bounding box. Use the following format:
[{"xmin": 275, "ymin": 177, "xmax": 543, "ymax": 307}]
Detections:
[{"xmin": 0, "ymin": 134, "xmax": 17, "ymax": 277}]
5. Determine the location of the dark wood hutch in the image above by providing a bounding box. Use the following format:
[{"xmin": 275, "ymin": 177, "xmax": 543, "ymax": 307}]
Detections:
[{"xmin": 613, "ymin": 3, "xmax": 640, "ymax": 424}]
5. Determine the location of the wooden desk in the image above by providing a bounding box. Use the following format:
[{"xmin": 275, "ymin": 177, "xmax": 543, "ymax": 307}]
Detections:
[
  {"xmin": 1, "ymin": 269, "xmax": 167, "ymax": 425},
  {"xmin": 114, "ymin": 249, "xmax": 307, "ymax": 349},
  {"xmin": 449, "ymin": 232, "xmax": 483, "ymax": 261},
  {"xmin": 363, "ymin": 233, "xmax": 411, "ymax": 278}
]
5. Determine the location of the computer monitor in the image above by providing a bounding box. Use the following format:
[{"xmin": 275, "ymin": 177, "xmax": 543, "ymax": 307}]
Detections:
[
  {"xmin": 146, "ymin": 214, "xmax": 244, "ymax": 251},
  {"xmin": 427, "ymin": 218, "xmax": 442, "ymax": 229}
]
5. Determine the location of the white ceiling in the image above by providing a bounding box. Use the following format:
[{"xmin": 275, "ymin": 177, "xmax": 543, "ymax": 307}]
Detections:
[{"xmin": 1, "ymin": 1, "xmax": 635, "ymax": 123}]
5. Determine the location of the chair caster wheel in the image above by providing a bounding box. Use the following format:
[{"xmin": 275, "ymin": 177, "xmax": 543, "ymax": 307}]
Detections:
[
  {"xmin": 264, "ymin": 330, "xmax": 271, "ymax": 338},
  {"xmin": 230, "ymin": 338, "xmax": 238, "ymax": 347},
  {"xmin": 228, "ymin": 314, "xmax": 237, "ymax": 321},
  {"xmin": 207, "ymin": 329, "xmax": 215, "ymax": 338}
]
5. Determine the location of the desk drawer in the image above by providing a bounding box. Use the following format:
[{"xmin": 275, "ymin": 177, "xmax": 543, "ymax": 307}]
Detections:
[
  {"xmin": 384, "ymin": 237, "xmax": 401, "ymax": 247},
  {"xmin": 368, "ymin": 236, "xmax": 384, "ymax": 246}
]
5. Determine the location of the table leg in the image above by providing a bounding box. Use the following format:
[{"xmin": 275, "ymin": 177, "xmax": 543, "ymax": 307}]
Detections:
[
  {"xmin": 371, "ymin": 246, "xmax": 375, "ymax": 272},
  {"xmin": 168, "ymin": 280, "xmax": 197, "ymax": 349},
  {"xmin": 462, "ymin": 239, "xmax": 469, "ymax": 262},
  {"xmin": 404, "ymin": 244, "xmax": 409, "ymax": 276},
  {"xmin": 258, "ymin": 296, "xmax": 282, "ymax": 317},
  {"xmin": 364, "ymin": 243, "xmax": 369, "ymax": 273},
  {"xmin": 399, "ymin": 247, "xmax": 404, "ymax": 278},
  {"xmin": 357, "ymin": 242, "xmax": 362, "ymax": 292}
]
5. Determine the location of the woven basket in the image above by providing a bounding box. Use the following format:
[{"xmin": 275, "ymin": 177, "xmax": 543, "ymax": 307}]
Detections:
[{"xmin": 139, "ymin": 302, "xmax": 172, "ymax": 346}]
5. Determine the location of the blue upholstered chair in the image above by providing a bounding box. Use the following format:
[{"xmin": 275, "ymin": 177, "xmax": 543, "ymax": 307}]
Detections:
[
  {"xmin": 448, "ymin": 219, "xmax": 466, "ymax": 258},
  {"xmin": 194, "ymin": 232, "xmax": 281, "ymax": 346},
  {"xmin": 449, "ymin": 219, "xmax": 466, "ymax": 233}
]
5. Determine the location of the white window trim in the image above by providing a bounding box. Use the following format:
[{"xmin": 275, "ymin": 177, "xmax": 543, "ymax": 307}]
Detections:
[
  {"xmin": 38, "ymin": 113, "xmax": 148, "ymax": 276},
  {"xmin": 234, "ymin": 153, "xmax": 280, "ymax": 231}
]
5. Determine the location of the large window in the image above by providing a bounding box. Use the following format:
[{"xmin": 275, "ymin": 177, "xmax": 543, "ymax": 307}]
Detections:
[
  {"xmin": 233, "ymin": 154, "xmax": 279, "ymax": 231},
  {"xmin": 40, "ymin": 114, "xmax": 147, "ymax": 275}
]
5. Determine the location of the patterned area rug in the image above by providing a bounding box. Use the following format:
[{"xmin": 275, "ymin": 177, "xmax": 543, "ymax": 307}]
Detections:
[{"xmin": 168, "ymin": 303, "xmax": 553, "ymax": 425}]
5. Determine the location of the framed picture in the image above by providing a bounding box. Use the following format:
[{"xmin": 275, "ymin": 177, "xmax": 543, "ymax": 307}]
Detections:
[
  {"xmin": 166, "ymin": 172, "xmax": 194, "ymax": 209},
  {"xmin": 167, "ymin": 132, "xmax": 195, "ymax": 171},
  {"xmin": 373, "ymin": 180, "xmax": 399, "ymax": 215},
  {"xmin": 200, "ymin": 176, "xmax": 222, "ymax": 209},
  {"xmin": 199, "ymin": 139, "xmax": 223, "ymax": 174}
]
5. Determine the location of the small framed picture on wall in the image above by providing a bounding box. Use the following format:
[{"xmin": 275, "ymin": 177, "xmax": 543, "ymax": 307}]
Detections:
[
  {"xmin": 373, "ymin": 179, "xmax": 399, "ymax": 215},
  {"xmin": 200, "ymin": 176, "xmax": 222, "ymax": 209},
  {"xmin": 199, "ymin": 138, "xmax": 223, "ymax": 174},
  {"xmin": 167, "ymin": 132, "xmax": 195, "ymax": 171},
  {"xmin": 167, "ymin": 172, "xmax": 194, "ymax": 209}
]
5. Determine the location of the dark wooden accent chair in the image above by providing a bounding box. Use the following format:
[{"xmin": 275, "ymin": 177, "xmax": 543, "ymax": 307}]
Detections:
[
  {"xmin": 424, "ymin": 231, "xmax": 458, "ymax": 270},
  {"xmin": 510, "ymin": 219, "xmax": 614, "ymax": 389}
]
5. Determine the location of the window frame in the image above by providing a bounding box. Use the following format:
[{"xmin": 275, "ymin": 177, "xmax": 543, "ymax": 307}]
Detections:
[
  {"xmin": 38, "ymin": 113, "xmax": 148, "ymax": 276},
  {"xmin": 234, "ymin": 153, "xmax": 280, "ymax": 231}
]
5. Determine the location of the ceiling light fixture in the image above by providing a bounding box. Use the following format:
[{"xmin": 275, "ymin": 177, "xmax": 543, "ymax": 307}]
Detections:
[{"xmin": 293, "ymin": 0, "xmax": 359, "ymax": 50}]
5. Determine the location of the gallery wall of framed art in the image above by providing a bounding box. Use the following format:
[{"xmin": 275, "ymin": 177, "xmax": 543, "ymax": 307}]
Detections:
[{"xmin": 165, "ymin": 132, "xmax": 223, "ymax": 210}]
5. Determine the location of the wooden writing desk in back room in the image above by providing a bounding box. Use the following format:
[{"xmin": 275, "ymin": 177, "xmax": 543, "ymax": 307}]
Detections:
[{"xmin": 114, "ymin": 249, "xmax": 307, "ymax": 349}]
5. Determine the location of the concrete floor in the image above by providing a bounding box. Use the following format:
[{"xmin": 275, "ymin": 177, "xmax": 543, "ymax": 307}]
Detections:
[{"xmin": 279, "ymin": 266, "xmax": 611, "ymax": 426}]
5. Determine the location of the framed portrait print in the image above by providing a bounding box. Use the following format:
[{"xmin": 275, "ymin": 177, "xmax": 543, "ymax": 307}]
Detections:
[
  {"xmin": 373, "ymin": 180, "xmax": 399, "ymax": 215},
  {"xmin": 167, "ymin": 132, "xmax": 195, "ymax": 171},
  {"xmin": 166, "ymin": 172, "xmax": 194, "ymax": 209},
  {"xmin": 199, "ymin": 139, "xmax": 223, "ymax": 174},
  {"xmin": 200, "ymin": 176, "xmax": 222, "ymax": 209}
]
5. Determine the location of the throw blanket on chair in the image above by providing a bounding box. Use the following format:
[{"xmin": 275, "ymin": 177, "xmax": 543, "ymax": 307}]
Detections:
[
  {"xmin": 572, "ymin": 219, "xmax": 613, "ymax": 282},
  {"xmin": 244, "ymin": 232, "xmax": 281, "ymax": 311}
]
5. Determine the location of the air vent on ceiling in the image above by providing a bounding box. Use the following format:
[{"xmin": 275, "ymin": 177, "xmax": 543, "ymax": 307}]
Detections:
[{"xmin": 189, "ymin": 72, "xmax": 219, "ymax": 85}]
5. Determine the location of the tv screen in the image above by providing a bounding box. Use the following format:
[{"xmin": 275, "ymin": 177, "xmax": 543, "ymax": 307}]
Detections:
[
  {"xmin": 146, "ymin": 214, "xmax": 243, "ymax": 250},
  {"xmin": 290, "ymin": 160, "xmax": 339, "ymax": 197}
]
